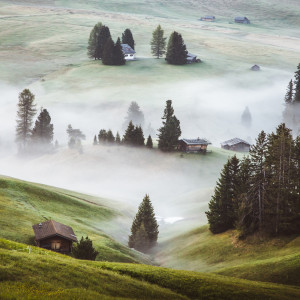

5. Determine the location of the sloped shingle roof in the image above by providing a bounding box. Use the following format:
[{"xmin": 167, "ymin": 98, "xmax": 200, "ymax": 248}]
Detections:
[
  {"xmin": 221, "ymin": 138, "xmax": 250, "ymax": 147},
  {"xmin": 121, "ymin": 44, "xmax": 135, "ymax": 54},
  {"xmin": 32, "ymin": 220, "xmax": 77, "ymax": 242},
  {"xmin": 181, "ymin": 138, "xmax": 211, "ymax": 145}
]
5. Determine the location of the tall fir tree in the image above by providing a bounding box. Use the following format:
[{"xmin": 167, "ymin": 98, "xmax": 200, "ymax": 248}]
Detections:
[
  {"xmin": 123, "ymin": 101, "xmax": 144, "ymax": 129},
  {"xmin": 122, "ymin": 28, "xmax": 135, "ymax": 50},
  {"xmin": 113, "ymin": 37, "xmax": 126, "ymax": 66},
  {"xmin": 87, "ymin": 22, "xmax": 102, "ymax": 59},
  {"xmin": 123, "ymin": 121, "xmax": 136, "ymax": 145},
  {"xmin": 241, "ymin": 106, "xmax": 252, "ymax": 128},
  {"xmin": 116, "ymin": 132, "xmax": 121, "ymax": 144},
  {"xmin": 95, "ymin": 25, "xmax": 111, "ymax": 60},
  {"xmin": 93, "ymin": 135, "xmax": 98, "ymax": 145},
  {"xmin": 128, "ymin": 194, "xmax": 159, "ymax": 252},
  {"xmin": 31, "ymin": 108, "xmax": 54, "ymax": 147},
  {"xmin": 98, "ymin": 129, "xmax": 107, "ymax": 143},
  {"xmin": 106, "ymin": 129, "xmax": 115, "ymax": 143},
  {"xmin": 134, "ymin": 126, "xmax": 145, "ymax": 146},
  {"xmin": 146, "ymin": 135, "xmax": 153, "ymax": 149},
  {"xmin": 158, "ymin": 100, "xmax": 181, "ymax": 151},
  {"xmin": 293, "ymin": 63, "xmax": 300, "ymax": 103},
  {"xmin": 102, "ymin": 38, "xmax": 115, "ymax": 65},
  {"xmin": 150, "ymin": 25, "xmax": 166, "ymax": 59},
  {"xmin": 16, "ymin": 89, "xmax": 37, "ymax": 152},
  {"xmin": 165, "ymin": 31, "xmax": 188, "ymax": 65},
  {"xmin": 284, "ymin": 80, "xmax": 294, "ymax": 104}
]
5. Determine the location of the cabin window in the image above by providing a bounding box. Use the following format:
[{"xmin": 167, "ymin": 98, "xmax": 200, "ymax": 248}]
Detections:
[{"xmin": 51, "ymin": 241, "xmax": 61, "ymax": 250}]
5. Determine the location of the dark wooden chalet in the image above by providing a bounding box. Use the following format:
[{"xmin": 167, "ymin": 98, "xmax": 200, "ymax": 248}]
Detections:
[
  {"xmin": 221, "ymin": 138, "xmax": 251, "ymax": 152},
  {"xmin": 32, "ymin": 220, "xmax": 77, "ymax": 254},
  {"xmin": 186, "ymin": 53, "xmax": 200, "ymax": 64},
  {"xmin": 178, "ymin": 138, "xmax": 211, "ymax": 153},
  {"xmin": 251, "ymin": 64, "xmax": 261, "ymax": 71},
  {"xmin": 234, "ymin": 17, "xmax": 250, "ymax": 24},
  {"xmin": 200, "ymin": 16, "xmax": 216, "ymax": 22}
]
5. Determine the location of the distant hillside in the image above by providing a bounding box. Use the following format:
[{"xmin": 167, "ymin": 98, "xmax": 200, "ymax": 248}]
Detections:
[
  {"xmin": 1, "ymin": 238, "xmax": 300, "ymax": 299},
  {"xmin": 154, "ymin": 225, "xmax": 300, "ymax": 286},
  {"xmin": 0, "ymin": 176, "xmax": 149, "ymax": 264}
]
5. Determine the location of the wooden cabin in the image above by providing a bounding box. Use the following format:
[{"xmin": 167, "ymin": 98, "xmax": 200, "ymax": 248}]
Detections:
[
  {"xmin": 200, "ymin": 16, "xmax": 216, "ymax": 22},
  {"xmin": 32, "ymin": 220, "xmax": 77, "ymax": 254},
  {"xmin": 178, "ymin": 138, "xmax": 211, "ymax": 153},
  {"xmin": 186, "ymin": 53, "xmax": 201, "ymax": 64},
  {"xmin": 251, "ymin": 65, "xmax": 261, "ymax": 71},
  {"xmin": 234, "ymin": 17, "xmax": 250, "ymax": 24},
  {"xmin": 121, "ymin": 44, "xmax": 136, "ymax": 60},
  {"xmin": 221, "ymin": 138, "xmax": 251, "ymax": 152}
]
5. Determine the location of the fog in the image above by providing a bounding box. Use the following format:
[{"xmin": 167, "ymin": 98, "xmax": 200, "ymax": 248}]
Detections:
[{"xmin": 0, "ymin": 69, "xmax": 291, "ymax": 237}]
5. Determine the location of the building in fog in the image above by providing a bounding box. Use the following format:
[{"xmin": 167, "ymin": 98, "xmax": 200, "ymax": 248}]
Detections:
[
  {"xmin": 221, "ymin": 138, "xmax": 251, "ymax": 152},
  {"xmin": 186, "ymin": 53, "xmax": 200, "ymax": 64},
  {"xmin": 32, "ymin": 220, "xmax": 77, "ymax": 254},
  {"xmin": 234, "ymin": 16, "xmax": 250, "ymax": 24},
  {"xmin": 200, "ymin": 16, "xmax": 216, "ymax": 22},
  {"xmin": 178, "ymin": 138, "xmax": 211, "ymax": 153},
  {"xmin": 251, "ymin": 65, "xmax": 261, "ymax": 71},
  {"xmin": 121, "ymin": 44, "xmax": 136, "ymax": 60}
]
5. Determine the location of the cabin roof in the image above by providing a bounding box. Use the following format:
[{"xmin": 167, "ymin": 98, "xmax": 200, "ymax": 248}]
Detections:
[
  {"xmin": 235, "ymin": 16, "xmax": 249, "ymax": 21},
  {"xmin": 201, "ymin": 16, "xmax": 215, "ymax": 19},
  {"xmin": 251, "ymin": 64, "xmax": 260, "ymax": 70},
  {"xmin": 181, "ymin": 138, "xmax": 211, "ymax": 145},
  {"xmin": 121, "ymin": 44, "xmax": 135, "ymax": 54},
  {"xmin": 221, "ymin": 138, "xmax": 250, "ymax": 147},
  {"xmin": 32, "ymin": 220, "xmax": 78, "ymax": 242},
  {"xmin": 187, "ymin": 53, "xmax": 197, "ymax": 58}
]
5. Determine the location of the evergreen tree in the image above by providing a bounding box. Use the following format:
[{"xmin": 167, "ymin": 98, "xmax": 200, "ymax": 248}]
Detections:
[
  {"xmin": 123, "ymin": 101, "xmax": 144, "ymax": 129},
  {"xmin": 31, "ymin": 108, "xmax": 54, "ymax": 146},
  {"xmin": 241, "ymin": 106, "xmax": 252, "ymax": 128},
  {"xmin": 87, "ymin": 22, "xmax": 102, "ymax": 59},
  {"xmin": 284, "ymin": 80, "xmax": 294, "ymax": 104},
  {"xmin": 102, "ymin": 38, "xmax": 115, "ymax": 65},
  {"xmin": 293, "ymin": 63, "xmax": 300, "ymax": 103},
  {"xmin": 158, "ymin": 100, "xmax": 181, "ymax": 151},
  {"xmin": 123, "ymin": 121, "xmax": 136, "ymax": 145},
  {"xmin": 150, "ymin": 25, "xmax": 166, "ymax": 58},
  {"xmin": 93, "ymin": 135, "xmax": 98, "ymax": 145},
  {"xmin": 98, "ymin": 129, "xmax": 107, "ymax": 143},
  {"xmin": 134, "ymin": 126, "xmax": 145, "ymax": 146},
  {"xmin": 106, "ymin": 129, "xmax": 115, "ymax": 143},
  {"xmin": 16, "ymin": 89, "xmax": 37, "ymax": 152},
  {"xmin": 73, "ymin": 236, "xmax": 99, "ymax": 261},
  {"xmin": 113, "ymin": 37, "xmax": 126, "ymax": 66},
  {"xmin": 165, "ymin": 31, "xmax": 187, "ymax": 65},
  {"xmin": 116, "ymin": 132, "xmax": 121, "ymax": 144},
  {"xmin": 122, "ymin": 28, "xmax": 135, "ymax": 50},
  {"xmin": 128, "ymin": 194, "xmax": 159, "ymax": 252},
  {"xmin": 146, "ymin": 135, "xmax": 153, "ymax": 148},
  {"xmin": 67, "ymin": 124, "xmax": 85, "ymax": 149},
  {"xmin": 95, "ymin": 25, "xmax": 111, "ymax": 59}
]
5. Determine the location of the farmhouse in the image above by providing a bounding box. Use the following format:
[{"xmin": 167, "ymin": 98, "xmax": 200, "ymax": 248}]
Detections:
[
  {"xmin": 251, "ymin": 65, "xmax": 261, "ymax": 71},
  {"xmin": 178, "ymin": 138, "xmax": 211, "ymax": 153},
  {"xmin": 234, "ymin": 17, "xmax": 250, "ymax": 24},
  {"xmin": 221, "ymin": 138, "xmax": 251, "ymax": 152},
  {"xmin": 121, "ymin": 44, "xmax": 136, "ymax": 60},
  {"xmin": 32, "ymin": 220, "xmax": 77, "ymax": 254},
  {"xmin": 186, "ymin": 53, "xmax": 200, "ymax": 64},
  {"xmin": 200, "ymin": 16, "xmax": 216, "ymax": 22}
]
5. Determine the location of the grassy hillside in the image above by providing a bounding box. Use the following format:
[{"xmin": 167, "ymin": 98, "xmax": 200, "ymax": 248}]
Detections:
[
  {"xmin": 1, "ymin": 238, "xmax": 300, "ymax": 299},
  {"xmin": 154, "ymin": 226, "xmax": 300, "ymax": 286},
  {"xmin": 0, "ymin": 175, "xmax": 149, "ymax": 264}
]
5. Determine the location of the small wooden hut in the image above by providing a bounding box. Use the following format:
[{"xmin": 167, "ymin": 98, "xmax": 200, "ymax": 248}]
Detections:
[
  {"xmin": 221, "ymin": 138, "xmax": 250, "ymax": 152},
  {"xmin": 234, "ymin": 17, "xmax": 250, "ymax": 24},
  {"xmin": 200, "ymin": 16, "xmax": 216, "ymax": 22},
  {"xmin": 178, "ymin": 138, "xmax": 211, "ymax": 153},
  {"xmin": 32, "ymin": 220, "xmax": 77, "ymax": 253},
  {"xmin": 251, "ymin": 65, "xmax": 261, "ymax": 71}
]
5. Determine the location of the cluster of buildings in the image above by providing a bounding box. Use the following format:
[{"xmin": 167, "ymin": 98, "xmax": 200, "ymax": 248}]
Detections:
[{"xmin": 200, "ymin": 16, "xmax": 251, "ymax": 24}]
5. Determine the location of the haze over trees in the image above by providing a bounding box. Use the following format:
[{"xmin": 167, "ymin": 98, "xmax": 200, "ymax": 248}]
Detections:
[
  {"xmin": 206, "ymin": 123, "xmax": 300, "ymax": 237},
  {"xmin": 241, "ymin": 106, "xmax": 252, "ymax": 128},
  {"xmin": 122, "ymin": 28, "xmax": 135, "ymax": 50},
  {"xmin": 158, "ymin": 100, "xmax": 181, "ymax": 151},
  {"xmin": 165, "ymin": 31, "xmax": 188, "ymax": 65},
  {"xmin": 150, "ymin": 25, "xmax": 166, "ymax": 59},
  {"xmin": 67, "ymin": 124, "xmax": 85, "ymax": 150},
  {"xmin": 123, "ymin": 101, "xmax": 145, "ymax": 129},
  {"xmin": 16, "ymin": 89, "xmax": 37, "ymax": 152},
  {"xmin": 128, "ymin": 194, "xmax": 159, "ymax": 253},
  {"xmin": 123, "ymin": 121, "xmax": 145, "ymax": 146}
]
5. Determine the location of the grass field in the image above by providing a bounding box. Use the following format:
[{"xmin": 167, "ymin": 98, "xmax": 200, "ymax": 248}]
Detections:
[{"xmin": 1, "ymin": 238, "xmax": 300, "ymax": 299}]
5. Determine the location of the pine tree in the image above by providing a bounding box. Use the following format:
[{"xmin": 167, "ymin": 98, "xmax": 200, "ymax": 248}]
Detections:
[
  {"xmin": 134, "ymin": 126, "xmax": 145, "ymax": 146},
  {"xmin": 116, "ymin": 132, "xmax": 121, "ymax": 144},
  {"xmin": 284, "ymin": 80, "xmax": 294, "ymax": 104},
  {"xmin": 16, "ymin": 89, "xmax": 37, "ymax": 152},
  {"xmin": 293, "ymin": 63, "xmax": 300, "ymax": 103},
  {"xmin": 150, "ymin": 25, "xmax": 166, "ymax": 59},
  {"xmin": 146, "ymin": 135, "xmax": 153, "ymax": 148},
  {"xmin": 87, "ymin": 22, "xmax": 102, "ymax": 59},
  {"xmin": 165, "ymin": 31, "xmax": 187, "ymax": 65},
  {"xmin": 73, "ymin": 236, "xmax": 99, "ymax": 261},
  {"xmin": 106, "ymin": 129, "xmax": 115, "ymax": 143},
  {"xmin": 241, "ymin": 106, "xmax": 252, "ymax": 128},
  {"xmin": 122, "ymin": 28, "xmax": 135, "ymax": 50},
  {"xmin": 95, "ymin": 25, "xmax": 111, "ymax": 60},
  {"xmin": 93, "ymin": 135, "xmax": 98, "ymax": 145},
  {"xmin": 102, "ymin": 38, "xmax": 114, "ymax": 65},
  {"xmin": 113, "ymin": 37, "xmax": 126, "ymax": 66},
  {"xmin": 158, "ymin": 100, "xmax": 181, "ymax": 151},
  {"xmin": 123, "ymin": 101, "xmax": 144, "ymax": 129},
  {"xmin": 128, "ymin": 194, "xmax": 159, "ymax": 252},
  {"xmin": 123, "ymin": 121, "xmax": 136, "ymax": 145},
  {"xmin": 31, "ymin": 108, "xmax": 54, "ymax": 146},
  {"xmin": 67, "ymin": 124, "xmax": 85, "ymax": 149},
  {"xmin": 98, "ymin": 129, "xmax": 107, "ymax": 143}
]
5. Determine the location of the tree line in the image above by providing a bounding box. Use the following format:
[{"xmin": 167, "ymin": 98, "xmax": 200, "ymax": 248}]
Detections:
[{"xmin": 206, "ymin": 123, "xmax": 300, "ymax": 237}]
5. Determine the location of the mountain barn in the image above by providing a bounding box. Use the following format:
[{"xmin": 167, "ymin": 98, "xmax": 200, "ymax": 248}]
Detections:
[
  {"xmin": 32, "ymin": 220, "xmax": 77, "ymax": 253},
  {"xmin": 234, "ymin": 17, "xmax": 250, "ymax": 24},
  {"xmin": 186, "ymin": 53, "xmax": 200, "ymax": 64},
  {"xmin": 121, "ymin": 44, "xmax": 136, "ymax": 60},
  {"xmin": 200, "ymin": 16, "xmax": 216, "ymax": 22},
  {"xmin": 221, "ymin": 138, "xmax": 251, "ymax": 152},
  {"xmin": 251, "ymin": 64, "xmax": 261, "ymax": 71},
  {"xmin": 178, "ymin": 138, "xmax": 211, "ymax": 153}
]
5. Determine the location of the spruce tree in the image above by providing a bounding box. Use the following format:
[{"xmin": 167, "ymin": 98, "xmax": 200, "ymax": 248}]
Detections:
[
  {"xmin": 134, "ymin": 126, "xmax": 145, "ymax": 146},
  {"xmin": 93, "ymin": 135, "xmax": 98, "ymax": 145},
  {"xmin": 158, "ymin": 100, "xmax": 181, "ymax": 151},
  {"xmin": 128, "ymin": 194, "xmax": 159, "ymax": 252},
  {"xmin": 87, "ymin": 22, "xmax": 102, "ymax": 59},
  {"xmin": 102, "ymin": 38, "xmax": 114, "ymax": 65},
  {"xmin": 123, "ymin": 121, "xmax": 136, "ymax": 145},
  {"xmin": 165, "ymin": 31, "xmax": 187, "ymax": 65},
  {"xmin": 123, "ymin": 101, "xmax": 144, "ymax": 129},
  {"xmin": 73, "ymin": 236, "xmax": 99, "ymax": 261},
  {"xmin": 116, "ymin": 132, "xmax": 121, "ymax": 144},
  {"xmin": 16, "ymin": 89, "xmax": 37, "ymax": 152},
  {"xmin": 67, "ymin": 124, "xmax": 85, "ymax": 149},
  {"xmin": 122, "ymin": 28, "xmax": 135, "ymax": 50},
  {"xmin": 284, "ymin": 80, "xmax": 294, "ymax": 104},
  {"xmin": 95, "ymin": 25, "xmax": 111, "ymax": 60},
  {"xmin": 106, "ymin": 129, "xmax": 115, "ymax": 143},
  {"xmin": 98, "ymin": 129, "xmax": 107, "ymax": 143},
  {"xmin": 293, "ymin": 63, "xmax": 300, "ymax": 103},
  {"xmin": 31, "ymin": 108, "xmax": 54, "ymax": 146},
  {"xmin": 150, "ymin": 25, "xmax": 166, "ymax": 59},
  {"xmin": 146, "ymin": 135, "xmax": 153, "ymax": 148},
  {"xmin": 241, "ymin": 106, "xmax": 252, "ymax": 128},
  {"xmin": 113, "ymin": 37, "xmax": 126, "ymax": 66}
]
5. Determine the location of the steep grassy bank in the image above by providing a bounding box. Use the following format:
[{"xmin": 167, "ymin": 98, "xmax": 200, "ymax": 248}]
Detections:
[
  {"xmin": 0, "ymin": 176, "xmax": 148, "ymax": 263},
  {"xmin": 1, "ymin": 238, "xmax": 300, "ymax": 300}
]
